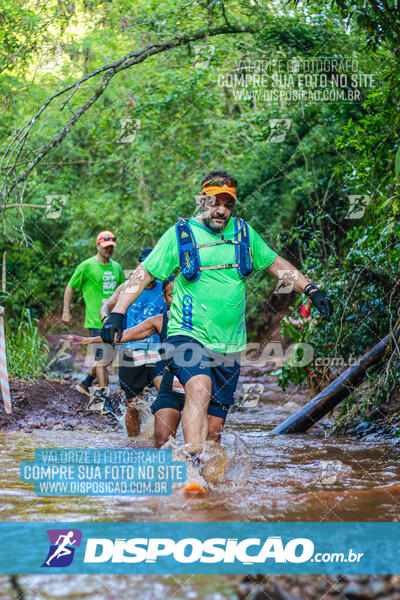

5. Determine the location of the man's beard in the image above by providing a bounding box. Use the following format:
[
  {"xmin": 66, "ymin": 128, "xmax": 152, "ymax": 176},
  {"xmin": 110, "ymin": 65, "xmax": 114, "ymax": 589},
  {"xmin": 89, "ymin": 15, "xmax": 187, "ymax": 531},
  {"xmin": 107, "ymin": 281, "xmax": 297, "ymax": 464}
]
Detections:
[{"xmin": 203, "ymin": 213, "xmax": 228, "ymax": 232}]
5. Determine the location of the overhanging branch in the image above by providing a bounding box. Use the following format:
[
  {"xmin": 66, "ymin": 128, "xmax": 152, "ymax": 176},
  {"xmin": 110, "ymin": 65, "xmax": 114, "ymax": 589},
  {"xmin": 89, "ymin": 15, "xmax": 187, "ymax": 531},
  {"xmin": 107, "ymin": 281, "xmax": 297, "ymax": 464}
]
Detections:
[{"xmin": 0, "ymin": 24, "xmax": 256, "ymax": 210}]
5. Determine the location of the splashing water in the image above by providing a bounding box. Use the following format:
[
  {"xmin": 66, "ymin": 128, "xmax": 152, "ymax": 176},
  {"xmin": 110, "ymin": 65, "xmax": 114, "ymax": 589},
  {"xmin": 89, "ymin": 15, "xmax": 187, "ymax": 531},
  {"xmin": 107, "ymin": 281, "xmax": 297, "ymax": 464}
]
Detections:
[
  {"xmin": 114, "ymin": 389, "xmax": 253, "ymax": 489},
  {"xmin": 1, "ymin": 365, "xmax": 400, "ymax": 524},
  {"xmin": 160, "ymin": 433, "xmax": 253, "ymax": 490},
  {"xmin": 135, "ymin": 391, "xmax": 156, "ymax": 443},
  {"xmin": 223, "ymin": 434, "xmax": 253, "ymax": 487},
  {"xmin": 161, "ymin": 437, "xmax": 209, "ymax": 488},
  {"xmin": 114, "ymin": 389, "xmax": 157, "ymax": 443}
]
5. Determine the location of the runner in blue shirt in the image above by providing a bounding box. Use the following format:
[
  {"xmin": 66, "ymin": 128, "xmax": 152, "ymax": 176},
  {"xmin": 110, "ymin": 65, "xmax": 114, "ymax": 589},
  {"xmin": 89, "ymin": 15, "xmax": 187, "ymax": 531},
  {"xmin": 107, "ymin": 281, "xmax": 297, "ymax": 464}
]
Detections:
[
  {"xmin": 66, "ymin": 275, "xmax": 181, "ymax": 447},
  {"xmin": 101, "ymin": 248, "xmax": 166, "ymax": 435}
]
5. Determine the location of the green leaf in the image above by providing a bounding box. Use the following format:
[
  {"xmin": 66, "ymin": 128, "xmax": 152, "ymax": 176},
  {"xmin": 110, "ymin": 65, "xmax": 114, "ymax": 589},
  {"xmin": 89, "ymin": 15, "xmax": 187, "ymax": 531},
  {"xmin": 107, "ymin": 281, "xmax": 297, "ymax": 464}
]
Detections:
[{"xmin": 395, "ymin": 147, "xmax": 400, "ymax": 179}]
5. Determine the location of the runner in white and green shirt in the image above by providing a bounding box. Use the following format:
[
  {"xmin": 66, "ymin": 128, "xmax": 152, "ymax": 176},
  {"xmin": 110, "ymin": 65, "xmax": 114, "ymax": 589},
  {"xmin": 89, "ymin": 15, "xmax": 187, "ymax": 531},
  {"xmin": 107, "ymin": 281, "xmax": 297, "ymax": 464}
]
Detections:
[{"xmin": 101, "ymin": 171, "xmax": 333, "ymax": 452}]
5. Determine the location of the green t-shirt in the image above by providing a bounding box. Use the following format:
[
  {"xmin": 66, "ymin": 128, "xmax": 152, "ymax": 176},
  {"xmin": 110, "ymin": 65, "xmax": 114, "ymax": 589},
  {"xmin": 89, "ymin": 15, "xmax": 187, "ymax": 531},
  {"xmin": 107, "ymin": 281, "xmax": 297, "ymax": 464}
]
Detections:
[
  {"xmin": 68, "ymin": 257, "xmax": 125, "ymax": 329},
  {"xmin": 142, "ymin": 218, "xmax": 277, "ymax": 353}
]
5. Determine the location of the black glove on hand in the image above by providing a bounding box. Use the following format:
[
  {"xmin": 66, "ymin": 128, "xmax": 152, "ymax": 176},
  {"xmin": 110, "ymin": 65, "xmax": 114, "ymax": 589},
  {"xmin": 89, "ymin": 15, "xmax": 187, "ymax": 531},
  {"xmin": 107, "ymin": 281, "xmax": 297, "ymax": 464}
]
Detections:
[
  {"xmin": 100, "ymin": 312, "xmax": 124, "ymax": 345},
  {"xmin": 305, "ymin": 284, "xmax": 333, "ymax": 321}
]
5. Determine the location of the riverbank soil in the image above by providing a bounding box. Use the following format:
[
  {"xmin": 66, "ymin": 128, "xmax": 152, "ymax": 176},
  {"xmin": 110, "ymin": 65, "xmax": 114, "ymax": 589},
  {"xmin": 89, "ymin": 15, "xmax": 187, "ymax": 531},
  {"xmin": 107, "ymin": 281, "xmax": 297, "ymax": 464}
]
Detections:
[
  {"xmin": 1, "ymin": 368, "xmax": 399, "ymax": 439},
  {"xmin": 0, "ymin": 370, "xmax": 311, "ymax": 433},
  {"xmin": 343, "ymin": 384, "xmax": 400, "ymax": 438},
  {"xmin": 0, "ymin": 378, "xmax": 120, "ymax": 432}
]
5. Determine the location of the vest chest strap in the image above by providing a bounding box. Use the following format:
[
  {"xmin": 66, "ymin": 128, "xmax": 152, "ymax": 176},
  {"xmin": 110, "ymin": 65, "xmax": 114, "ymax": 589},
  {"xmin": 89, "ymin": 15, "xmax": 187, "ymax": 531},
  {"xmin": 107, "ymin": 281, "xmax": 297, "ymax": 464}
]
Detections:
[
  {"xmin": 199, "ymin": 263, "xmax": 239, "ymax": 271},
  {"xmin": 196, "ymin": 240, "xmax": 238, "ymax": 249}
]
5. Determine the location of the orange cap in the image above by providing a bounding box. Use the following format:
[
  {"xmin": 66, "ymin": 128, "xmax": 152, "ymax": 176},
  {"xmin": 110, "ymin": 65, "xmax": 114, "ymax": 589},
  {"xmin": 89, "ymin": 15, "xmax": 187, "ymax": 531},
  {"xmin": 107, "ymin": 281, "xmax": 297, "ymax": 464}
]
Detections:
[{"xmin": 96, "ymin": 231, "xmax": 116, "ymax": 247}]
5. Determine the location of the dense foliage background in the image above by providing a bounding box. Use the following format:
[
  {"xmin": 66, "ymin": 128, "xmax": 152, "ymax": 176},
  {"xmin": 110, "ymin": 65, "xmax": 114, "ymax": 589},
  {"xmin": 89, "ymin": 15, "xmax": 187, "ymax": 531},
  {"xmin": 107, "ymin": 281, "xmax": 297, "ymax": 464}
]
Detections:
[{"xmin": 0, "ymin": 0, "xmax": 398, "ymax": 411}]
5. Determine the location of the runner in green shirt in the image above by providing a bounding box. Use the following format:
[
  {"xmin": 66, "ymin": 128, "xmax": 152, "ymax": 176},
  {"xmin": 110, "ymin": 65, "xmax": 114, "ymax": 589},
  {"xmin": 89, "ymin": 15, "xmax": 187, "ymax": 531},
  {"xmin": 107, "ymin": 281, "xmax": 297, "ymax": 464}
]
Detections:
[
  {"xmin": 62, "ymin": 230, "xmax": 125, "ymax": 411},
  {"xmin": 101, "ymin": 171, "xmax": 333, "ymax": 456},
  {"xmin": 140, "ymin": 212, "xmax": 278, "ymax": 354}
]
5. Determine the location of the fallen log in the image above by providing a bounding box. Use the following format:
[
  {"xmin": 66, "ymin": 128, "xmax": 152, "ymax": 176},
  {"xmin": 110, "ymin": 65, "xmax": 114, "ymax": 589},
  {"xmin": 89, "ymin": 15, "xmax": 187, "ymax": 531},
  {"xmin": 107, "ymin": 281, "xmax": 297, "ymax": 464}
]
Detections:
[{"xmin": 271, "ymin": 327, "xmax": 400, "ymax": 434}]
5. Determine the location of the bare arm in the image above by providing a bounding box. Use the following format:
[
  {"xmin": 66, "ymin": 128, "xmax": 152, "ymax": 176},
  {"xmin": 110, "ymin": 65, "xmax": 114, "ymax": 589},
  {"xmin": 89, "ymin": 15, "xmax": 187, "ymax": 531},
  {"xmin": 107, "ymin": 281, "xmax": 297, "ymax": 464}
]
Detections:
[
  {"xmin": 62, "ymin": 285, "xmax": 74, "ymax": 324},
  {"xmin": 68, "ymin": 315, "xmax": 162, "ymax": 348},
  {"xmin": 113, "ymin": 265, "xmax": 154, "ymax": 314},
  {"xmin": 266, "ymin": 256, "xmax": 311, "ymax": 293},
  {"xmin": 100, "ymin": 283, "xmax": 124, "ymax": 320},
  {"xmin": 119, "ymin": 314, "xmax": 162, "ymax": 342}
]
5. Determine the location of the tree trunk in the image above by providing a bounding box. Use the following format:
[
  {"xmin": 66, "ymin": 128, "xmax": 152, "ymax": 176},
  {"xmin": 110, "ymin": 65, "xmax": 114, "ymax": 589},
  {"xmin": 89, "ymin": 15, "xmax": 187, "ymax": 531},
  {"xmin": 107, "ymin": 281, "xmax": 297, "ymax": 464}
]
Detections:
[{"xmin": 271, "ymin": 328, "xmax": 400, "ymax": 435}]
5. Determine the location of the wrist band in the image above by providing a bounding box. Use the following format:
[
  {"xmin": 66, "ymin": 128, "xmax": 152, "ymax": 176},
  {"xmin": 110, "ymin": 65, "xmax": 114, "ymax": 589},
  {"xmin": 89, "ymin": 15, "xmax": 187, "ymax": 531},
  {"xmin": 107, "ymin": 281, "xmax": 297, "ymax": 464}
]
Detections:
[{"xmin": 304, "ymin": 283, "xmax": 319, "ymax": 297}]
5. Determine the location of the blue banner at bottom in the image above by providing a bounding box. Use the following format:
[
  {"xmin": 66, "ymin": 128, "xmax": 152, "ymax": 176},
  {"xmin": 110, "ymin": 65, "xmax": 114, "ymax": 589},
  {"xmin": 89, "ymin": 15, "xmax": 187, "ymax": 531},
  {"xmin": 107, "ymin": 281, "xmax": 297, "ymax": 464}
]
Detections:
[{"xmin": 0, "ymin": 522, "xmax": 397, "ymax": 574}]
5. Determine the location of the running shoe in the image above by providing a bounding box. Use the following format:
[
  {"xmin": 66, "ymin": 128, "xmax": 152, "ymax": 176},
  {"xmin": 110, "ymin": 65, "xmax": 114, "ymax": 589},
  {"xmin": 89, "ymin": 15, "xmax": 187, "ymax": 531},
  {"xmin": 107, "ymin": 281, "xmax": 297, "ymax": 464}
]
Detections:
[
  {"xmin": 184, "ymin": 481, "xmax": 207, "ymax": 494},
  {"xmin": 87, "ymin": 387, "xmax": 109, "ymax": 412},
  {"xmin": 76, "ymin": 380, "xmax": 91, "ymax": 397},
  {"xmin": 189, "ymin": 452, "xmax": 201, "ymax": 470},
  {"xmin": 102, "ymin": 391, "xmax": 116, "ymax": 416},
  {"xmin": 184, "ymin": 452, "xmax": 207, "ymax": 493}
]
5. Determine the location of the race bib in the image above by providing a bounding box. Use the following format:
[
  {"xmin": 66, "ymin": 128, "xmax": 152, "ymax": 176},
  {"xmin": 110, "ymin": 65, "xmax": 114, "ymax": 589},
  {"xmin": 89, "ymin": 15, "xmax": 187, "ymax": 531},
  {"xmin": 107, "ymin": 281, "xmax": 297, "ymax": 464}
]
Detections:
[
  {"xmin": 172, "ymin": 376, "xmax": 185, "ymax": 395},
  {"xmin": 131, "ymin": 349, "xmax": 161, "ymax": 366}
]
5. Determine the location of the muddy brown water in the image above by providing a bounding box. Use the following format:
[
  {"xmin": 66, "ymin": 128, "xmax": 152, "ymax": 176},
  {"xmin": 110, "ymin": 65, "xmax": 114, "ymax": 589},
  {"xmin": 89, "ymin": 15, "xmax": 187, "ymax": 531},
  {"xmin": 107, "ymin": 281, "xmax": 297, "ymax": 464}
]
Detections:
[
  {"xmin": 2, "ymin": 370, "xmax": 399, "ymax": 523},
  {"xmin": 0, "ymin": 368, "xmax": 399, "ymax": 598}
]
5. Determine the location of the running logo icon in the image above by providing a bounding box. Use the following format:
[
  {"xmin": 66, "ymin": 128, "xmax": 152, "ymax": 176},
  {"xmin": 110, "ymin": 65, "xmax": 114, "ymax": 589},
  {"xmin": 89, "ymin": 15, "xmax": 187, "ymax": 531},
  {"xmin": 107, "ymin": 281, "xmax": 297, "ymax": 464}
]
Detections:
[{"xmin": 41, "ymin": 529, "xmax": 82, "ymax": 567}]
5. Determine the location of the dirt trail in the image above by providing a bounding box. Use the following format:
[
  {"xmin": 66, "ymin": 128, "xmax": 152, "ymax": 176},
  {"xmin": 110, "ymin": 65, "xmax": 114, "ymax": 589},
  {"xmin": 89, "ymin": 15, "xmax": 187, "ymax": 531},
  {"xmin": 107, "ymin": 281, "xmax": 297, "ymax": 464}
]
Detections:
[{"xmin": 0, "ymin": 378, "xmax": 119, "ymax": 432}]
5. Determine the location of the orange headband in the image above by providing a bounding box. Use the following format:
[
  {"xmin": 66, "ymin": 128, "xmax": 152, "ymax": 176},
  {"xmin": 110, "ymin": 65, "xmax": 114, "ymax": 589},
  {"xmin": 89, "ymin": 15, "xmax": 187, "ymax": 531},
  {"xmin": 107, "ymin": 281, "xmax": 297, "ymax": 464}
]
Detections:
[{"xmin": 201, "ymin": 183, "xmax": 237, "ymax": 200}]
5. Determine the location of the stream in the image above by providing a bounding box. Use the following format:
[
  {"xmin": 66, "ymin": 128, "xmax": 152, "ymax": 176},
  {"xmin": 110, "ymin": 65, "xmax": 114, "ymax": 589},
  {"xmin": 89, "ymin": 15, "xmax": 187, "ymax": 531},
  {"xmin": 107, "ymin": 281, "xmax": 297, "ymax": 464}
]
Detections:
[{"xmin": 0, "ymin": 367, "xmax": 399, "ymax": 598}]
